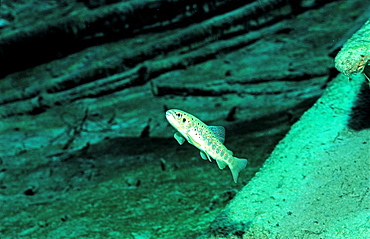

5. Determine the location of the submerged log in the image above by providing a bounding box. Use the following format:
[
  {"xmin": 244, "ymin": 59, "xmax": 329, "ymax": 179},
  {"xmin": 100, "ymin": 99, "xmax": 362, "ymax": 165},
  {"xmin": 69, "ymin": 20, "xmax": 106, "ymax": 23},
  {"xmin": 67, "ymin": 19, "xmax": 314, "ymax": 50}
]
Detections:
[{"xmin": 0, "ymin": 0, "xmax": 366, "ymax": 141}]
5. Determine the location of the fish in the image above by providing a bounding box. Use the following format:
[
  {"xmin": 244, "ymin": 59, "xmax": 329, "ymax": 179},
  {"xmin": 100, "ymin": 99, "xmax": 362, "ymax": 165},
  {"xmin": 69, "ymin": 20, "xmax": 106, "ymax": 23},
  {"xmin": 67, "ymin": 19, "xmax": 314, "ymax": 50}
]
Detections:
[{"xmin": 165, "ymin": 109, "xmax": 248, "ymax": 183}]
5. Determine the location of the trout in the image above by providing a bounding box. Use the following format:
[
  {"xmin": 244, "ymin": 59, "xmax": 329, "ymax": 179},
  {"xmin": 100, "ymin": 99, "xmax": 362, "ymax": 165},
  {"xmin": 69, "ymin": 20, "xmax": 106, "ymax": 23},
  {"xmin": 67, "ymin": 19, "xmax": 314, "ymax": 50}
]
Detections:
[{"xmin": 166, "ymin": 109, "xmax": 248, "ymax": 183}]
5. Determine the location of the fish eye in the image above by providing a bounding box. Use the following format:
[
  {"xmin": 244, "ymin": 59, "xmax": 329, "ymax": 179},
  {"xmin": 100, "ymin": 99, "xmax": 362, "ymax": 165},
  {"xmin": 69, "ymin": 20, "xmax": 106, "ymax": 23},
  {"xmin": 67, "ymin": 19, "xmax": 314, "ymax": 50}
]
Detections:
[{"xmin": 176, "ymin": 113, "xmax": 181, "ymax": 118}]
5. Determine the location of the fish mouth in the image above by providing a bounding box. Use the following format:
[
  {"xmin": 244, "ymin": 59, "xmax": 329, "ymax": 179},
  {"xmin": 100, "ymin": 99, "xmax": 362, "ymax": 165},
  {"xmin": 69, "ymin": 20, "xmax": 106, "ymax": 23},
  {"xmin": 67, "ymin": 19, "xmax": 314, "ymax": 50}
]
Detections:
[
  {"xmin": 166, "ymin": 109, "xmax": 175, "ymax": 116},
  {"xmin": 165, "ymin": 110, "xmax": 174, "ymax": 121}
]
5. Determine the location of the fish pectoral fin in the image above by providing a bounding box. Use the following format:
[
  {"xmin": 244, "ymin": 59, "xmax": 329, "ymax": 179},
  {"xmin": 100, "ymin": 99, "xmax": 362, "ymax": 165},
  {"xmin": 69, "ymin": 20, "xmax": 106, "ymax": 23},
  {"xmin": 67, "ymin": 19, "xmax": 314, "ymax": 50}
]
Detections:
[
  {"xmin": 174, "ymin": 132, "xmax": 186, "ymax": 145},
  {"xmin": 215, "ymin": 159, "xmax": 227, "ymax": 169},
  {"xmin": 200, "ymin": 151, "xmax": 212, "ymax": 161},
  {"xmin": 208, "ymin": 126, "xmax": 226, "ymax": 143}
]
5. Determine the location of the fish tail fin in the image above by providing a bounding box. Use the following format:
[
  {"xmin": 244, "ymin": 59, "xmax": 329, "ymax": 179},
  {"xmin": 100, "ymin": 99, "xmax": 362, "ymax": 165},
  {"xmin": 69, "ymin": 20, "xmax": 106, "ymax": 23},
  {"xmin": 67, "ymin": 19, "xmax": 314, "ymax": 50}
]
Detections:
[{"xmin": 230, "ymin": 157, "xmax": 248, "ymax": 183}]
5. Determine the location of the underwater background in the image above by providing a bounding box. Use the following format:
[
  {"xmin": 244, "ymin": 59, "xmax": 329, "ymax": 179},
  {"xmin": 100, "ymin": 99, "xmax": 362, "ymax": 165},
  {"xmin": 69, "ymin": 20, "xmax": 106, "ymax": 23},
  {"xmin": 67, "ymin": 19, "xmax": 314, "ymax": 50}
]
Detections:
[{"xmin": 0, "ymin": 0, "xmax": 369, "ymax": 238}]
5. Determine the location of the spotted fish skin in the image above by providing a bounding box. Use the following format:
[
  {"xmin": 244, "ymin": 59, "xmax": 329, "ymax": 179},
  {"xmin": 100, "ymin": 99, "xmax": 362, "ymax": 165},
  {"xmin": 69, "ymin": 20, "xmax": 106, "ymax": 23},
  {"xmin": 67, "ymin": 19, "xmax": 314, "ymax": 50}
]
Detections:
[{"xmin": 165, "ymin": 109, "xmax": 248, "ymax": 183}]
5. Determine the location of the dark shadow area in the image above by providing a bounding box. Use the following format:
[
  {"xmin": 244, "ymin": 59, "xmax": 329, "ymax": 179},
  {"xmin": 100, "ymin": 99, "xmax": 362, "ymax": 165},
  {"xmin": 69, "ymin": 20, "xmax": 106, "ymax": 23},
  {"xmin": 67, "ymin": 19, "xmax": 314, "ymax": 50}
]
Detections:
[
  {"xmin": 226, "ymin": 96, "xmax": 319, "ymax": 136},
  {"xmin": 53, "ymin": 137, "xmax": 178, "ymax": 189},
  {"xmin": 348, "ymin": 81, "xmax": 370, "ymax": 130},
  {"xmin": 206, "ymin": 209, "xmax": 251, "ymax": 239}
]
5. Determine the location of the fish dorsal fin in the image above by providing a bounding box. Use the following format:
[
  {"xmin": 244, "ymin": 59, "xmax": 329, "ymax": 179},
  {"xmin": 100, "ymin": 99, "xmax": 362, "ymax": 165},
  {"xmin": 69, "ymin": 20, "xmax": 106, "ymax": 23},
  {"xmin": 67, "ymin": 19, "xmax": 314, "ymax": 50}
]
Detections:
[
  {"xmin": 208, "ymin": 126, "xmax": 225, "ymax": 143},
  {"xmin": 174, "ymin": 132, "xmax": 186, "ymax": 145}
]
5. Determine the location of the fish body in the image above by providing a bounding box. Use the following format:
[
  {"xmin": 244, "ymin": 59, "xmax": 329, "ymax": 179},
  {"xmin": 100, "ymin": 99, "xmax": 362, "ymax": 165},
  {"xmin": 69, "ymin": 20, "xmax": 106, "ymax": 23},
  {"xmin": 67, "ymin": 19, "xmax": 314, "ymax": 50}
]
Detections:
[{"xmin": 165, "ymin": 109, "xmax": 248, "ymax": 183}]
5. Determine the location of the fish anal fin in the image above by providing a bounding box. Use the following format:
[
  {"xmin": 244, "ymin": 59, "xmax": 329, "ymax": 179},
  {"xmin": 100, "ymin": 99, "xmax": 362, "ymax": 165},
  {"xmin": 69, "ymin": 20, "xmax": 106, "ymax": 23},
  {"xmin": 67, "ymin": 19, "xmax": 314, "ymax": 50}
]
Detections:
[
  {"xmin": 208, "ymin": 126, "xmax": 225, "ymax": 143},
  {"xmin": 215, "ymin": 159, "xmax": 227, "ymax": 169}
]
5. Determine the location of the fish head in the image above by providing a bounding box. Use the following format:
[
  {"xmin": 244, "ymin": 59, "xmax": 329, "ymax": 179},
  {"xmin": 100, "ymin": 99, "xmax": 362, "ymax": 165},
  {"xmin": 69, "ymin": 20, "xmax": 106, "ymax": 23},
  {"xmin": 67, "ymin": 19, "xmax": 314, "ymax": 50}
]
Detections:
[{"xmin": 165, "ymin": 109, "xmax": 193, "ymax": 131}]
